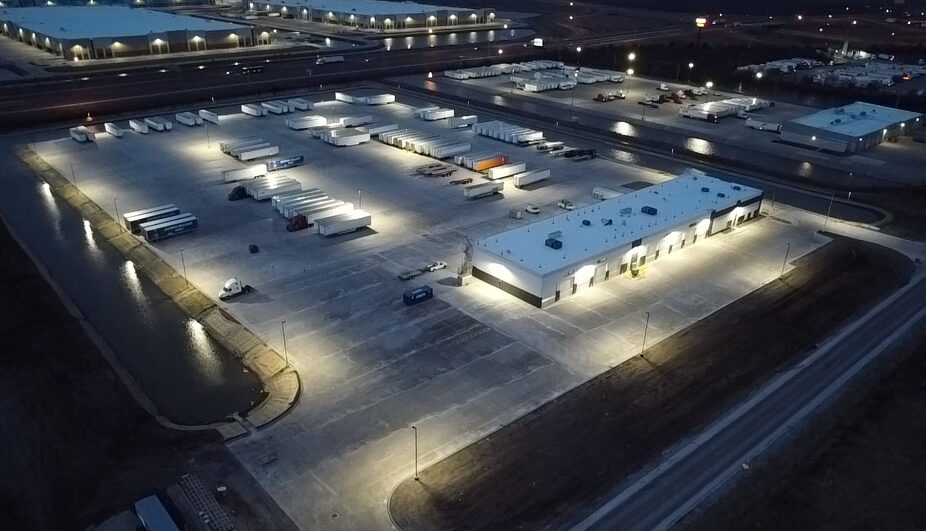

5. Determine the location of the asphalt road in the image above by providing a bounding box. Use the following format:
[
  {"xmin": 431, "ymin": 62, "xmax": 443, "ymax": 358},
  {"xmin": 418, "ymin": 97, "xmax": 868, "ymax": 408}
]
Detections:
[
  {"xmin": 571, "ymin": 272, "xmax": 926, "ymax": 531},
  {"xmin": 0, "ymin": 27, "xmax": 685, "ymax": 129}
]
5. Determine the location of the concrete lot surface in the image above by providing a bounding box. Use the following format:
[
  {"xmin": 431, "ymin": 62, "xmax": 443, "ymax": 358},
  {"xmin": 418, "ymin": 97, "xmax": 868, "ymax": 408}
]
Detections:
[{"xmin": 32, "ymin": 91, "xmax": 822, "ymax": 529}]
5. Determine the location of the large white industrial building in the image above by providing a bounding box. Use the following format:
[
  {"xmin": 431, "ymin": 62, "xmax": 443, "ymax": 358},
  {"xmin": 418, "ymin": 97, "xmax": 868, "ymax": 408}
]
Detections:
[
  {"xmin": 472, "ymin": 173, "xmax": 764, "ymax": 308},
  {"xmin": 780, "ymin": 101, "xmax": 923, "ymax": 154},
  {"xmin": 247, "ymin": 0, "xmax": 494, "ymax": 30},
  {"xmin": 0, "ymin": 6, "xmax": 264, "ymax": 60}
]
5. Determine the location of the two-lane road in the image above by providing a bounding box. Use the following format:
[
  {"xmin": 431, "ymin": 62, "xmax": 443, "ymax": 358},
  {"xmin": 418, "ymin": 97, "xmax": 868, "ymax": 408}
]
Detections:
[{"xmin": 573, "ymin": 272, "xmax": 926, "ymax": 531}]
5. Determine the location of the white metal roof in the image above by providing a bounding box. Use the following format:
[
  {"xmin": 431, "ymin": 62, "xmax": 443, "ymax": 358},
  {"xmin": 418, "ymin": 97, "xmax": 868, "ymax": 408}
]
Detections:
[
  {"xmin": 790, "ymin": 101, "xmax": 922, "ymax": 138},
  {"xmin": 0, "ymin": 6, "xmax": 246, "ymax": 39},
  {"xmin": 476, "ymin": 173, "xmax": 762, "ymax": 274},
  {"xmin": 263, "ymin": 0, "xmax": 471, "ymax": 14}
]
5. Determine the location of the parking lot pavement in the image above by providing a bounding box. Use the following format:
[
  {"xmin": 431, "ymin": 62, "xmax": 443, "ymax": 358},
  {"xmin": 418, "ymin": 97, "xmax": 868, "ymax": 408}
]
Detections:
[{"xmin": 31, "ymin": 91, "xmax": 821, "ymax": 529}]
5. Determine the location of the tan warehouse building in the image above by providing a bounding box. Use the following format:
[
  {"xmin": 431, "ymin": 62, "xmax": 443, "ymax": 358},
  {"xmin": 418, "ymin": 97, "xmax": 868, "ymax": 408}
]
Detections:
[
  {"xmin": 248, "ymin": 0, "xmax": 494, "ymax": 31},
  {"xmin": 0, "ymin": 6, "xmax": 266, "ymax": 60}
]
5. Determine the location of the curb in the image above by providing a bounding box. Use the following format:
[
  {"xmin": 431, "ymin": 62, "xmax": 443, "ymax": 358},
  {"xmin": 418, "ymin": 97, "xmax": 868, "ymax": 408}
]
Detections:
[{"xmin": 15, "ymin": 145, "xmax": 301, "ymax": 440}]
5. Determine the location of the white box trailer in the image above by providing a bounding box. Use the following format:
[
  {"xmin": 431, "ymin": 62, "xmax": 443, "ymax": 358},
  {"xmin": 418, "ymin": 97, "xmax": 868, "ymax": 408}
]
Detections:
[
  {"xmin": 421, "ymin": 108, "xmax": 455, "ymax": 121},
  {"xmin": 283, "ymin": 197, "xmax": 336, "ymax": 218},
  {"xmin": 139, "ymin": 213, "xmax": 198, "ymax": 242},
  {"xmin": 289, "ymin": 98, "xmax": 312, "ymax": 111},
  {"xmin": 449, "ymin": 115, "xmax": 478, "ymax": 128},
  {"xmin": 745, "ymin": 118, "xmax": 781, "ymax": 133},
  {"xmin": 221, "ymin": 137, "xmax": 261, "ymax": 154},
  {"xmin": 592, "ymin": 186, "xmax": 622, "ymax": 200},
  {"xmin": 514, "ymin": 168, "xmax": 550, "ymax": 188},
  {"xmin": 241, "ymin": 103, "xmax": 267, "ymax": 117},
  {"xmin": 359, "ymin": 94, "xmax": 395, "ymax": 105},
  {"xmin": 129, "ymin": 119, "xmax": 149, "ymax": 134},
  {"xmin": 286, "ymin": 116, "xmax": 328, "ymax": 130},
  {"xmin": 261, "ymin": 101, "xmax": 288, "ymax": 114},
  {"xmin": 317, "ymin": 209, "xmax": 371, "ymax": 236},
  {"xmin": 321, "ymin": 129, "xmax": 370, "ymax": 146},
  {"xmin": 335, "ymin": 92, "xmax": 354, "ymax": 103},
  {"xmin": 70, "ymin": 127, "xmax": 92, "ymax": 142},
  {"xmin": 145, "ymin": 117, "xmax": 172, "ymax": 131},
  {"xmin": 487, "ymin": 162, "xmax": 527, "ymax": 180},
  {"xmin": 464, "ymin": 180, "xmax": 504, "ymax": 199},
  {"xmin": 432, "ymin": 142, "xmax": 471, "ymax": 159},
  {"xmin": 275, "ymin": 191, "xmax": 327, "ymax": 213},
  {"xmin": 302, "ymin": 201, "xmax": 354, "ymax": 224},
  {"xmin": 104, "ymin": 122, "xmax": 123, "ymax": 138},
  {"xmin": 271, "ymin": 187, "xmax": 321, "ymax": 207},
  {"xmin": 230, "ymin": 141, "xmax": 271, "ymax": 157},
  {"xmin": 289, "ymin": 200, "xmax": 344, "ymax": 220},
  {"xmin": 364, "ymin": 123, "xmax": 399, "ymax": 135},
  {"xmin": 239, "ymin": 145, "xmax": 280, "ymax": 161},
  {"xmin": 339, "ymin": 115, "xmax": 373, "ymax": 127},
  {"xmin": 412, "ymin": 105, "xmax": 440, "ymax": 118},
  {"xmin": 249, "ymin": 179, "xmax": 302, "ymax": 201},
  {"xmin": 122, "ymin": 204, "xmax": 180, "ymax": 232},
  {"xmin": 222, "ymin": 164, "xmax": 267, "ymax": 182},
  {"xmin": 175, "ymin": 112, "xmax": 203, "ymax": 126},
  {"xmin": 199, "ymin": 109, "xmax": 220, "ymax": 125}
]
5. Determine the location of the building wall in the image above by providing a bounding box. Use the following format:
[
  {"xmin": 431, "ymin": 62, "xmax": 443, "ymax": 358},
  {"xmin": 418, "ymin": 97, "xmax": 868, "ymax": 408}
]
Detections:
[
  {"xmin": 0, "ymin": 20, "xmax": 257, "ymax": 60},
  {"xmin": 780, "ymin": 116, "xmax": 923, "ymax": 154},
  {"xmin": 251, "ymin": 2, "xmax": 492, "ymax": 29},
  {"xmin": 472, "ymin": 195, "xmax": 763, "ymax": 308}
]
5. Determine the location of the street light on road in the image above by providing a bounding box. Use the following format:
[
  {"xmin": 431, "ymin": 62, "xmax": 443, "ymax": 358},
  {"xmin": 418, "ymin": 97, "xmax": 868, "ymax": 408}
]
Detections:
[
  {"xmin": 780, "ymin": 242, "xmax": 791, "ymax": 278},
  {"xmin": 281, "ymin": 320, "xmax": 288, "ymax": 366},
  {"xmin": 411, "ymin": 425, "xmax": 420, "ymax": 480},
  {"xmin": 641, "ymin": 311, "xmax": 651, "ymax": 358},
  {"xmin": 687, "ymin": 62, "xmax": 694, "ymax": 83},
  {"xmin": 179, "ymin": 249, "xmax": 188, "ymax": 287}
]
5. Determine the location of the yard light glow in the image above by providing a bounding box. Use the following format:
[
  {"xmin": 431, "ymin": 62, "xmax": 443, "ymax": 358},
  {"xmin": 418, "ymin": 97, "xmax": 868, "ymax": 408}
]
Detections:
[
  {"xmin": 695, "ymin": 16, "xmax": 707, "ymax": 28},
  {"xmin": 627, "ymin": 68, "xmax": 634, "ymax": 75},
  {"xmin": 628, "ymin": 52, "xmax": 636, "ymax": 61},
  {"xmin": 755, "ymin": 72, "xmax": 763, "ymax": 79}
]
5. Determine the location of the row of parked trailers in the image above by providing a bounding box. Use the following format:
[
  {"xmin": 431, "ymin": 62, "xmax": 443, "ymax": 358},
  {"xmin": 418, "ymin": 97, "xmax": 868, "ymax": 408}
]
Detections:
[
  {"xmin": 70, "ymin": 109, "xmax": 221, "ymax": 142},
  {"xmin": 219, "ymin": 137, "xmax": 280, "ymax": 161},
  {"xmin": 334, "ymin": 92, "xmax": 396, "ymax": 105},
  {"xmin": 473, "ymin": 120, "xmax": 545, "ymax": 145},
  {"xmin": 679, "ymin": 97, "xmax": 773, "ymax": 122},
  {"xmin": 444, "ymin": 60, "xmax": 564, "ymax": 80},
  {"xmin": 378, "ymin": 129, "xmax": 473, "ymax": 160},
  {"xmin": 266, "ymin": 186, "xmax": 372, "ymax": 235},
  {"xmin": 122, "ymin": 204, "xmax": 198, "ymax": 242},
  {"xmin": 413, "ymin": 106, "xmax": 455, "ymax": 121}
]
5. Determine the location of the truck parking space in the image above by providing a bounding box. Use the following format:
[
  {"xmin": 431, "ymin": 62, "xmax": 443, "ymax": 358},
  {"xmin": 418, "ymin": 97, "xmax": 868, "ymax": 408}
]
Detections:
[{"xmin": 31, "ymin": 86, "xmax": 823, "ymax": 530}]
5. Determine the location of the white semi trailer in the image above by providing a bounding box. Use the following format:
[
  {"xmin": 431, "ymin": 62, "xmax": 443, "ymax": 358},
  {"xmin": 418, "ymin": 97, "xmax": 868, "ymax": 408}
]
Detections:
[
  {"xmin": 129, "ymin": 119, "xmax": 149, "ymax": 134},
  {"xmin": 487, "ymin": 162, "xmax": 527, "ymax": 180},
  {"xmin": 104, "ymin": 123, "xmax": 123, "ymax": 138},
  {"xmin": 222, "ymin": 164, "xmax": 267, "ymax": 182},
  {"xmin": 241, "ymin": 103, "xmax": 267, "ymax": 117},
  {"xmin": 317, "ymin": 210, "xmax": 371, "ymax": 236},
  {"xmin": 514, "ymin": 168, "xmax": 551, "ymax": 188},
  {"xmin": 175, "ymin": 112, "xmax": 203, "ymax": 126},
  {"xmin": 464, "ymin": 180, "xmax": 504, "ymax": 199},
  {"xmin": 145, "ymin": 117, "xmax": 172, "ymax": 131},
  {"xmin": 199, "ymin": 109, "xmax": 220, "ymax": 125},
  {"xmin": 238, "ymin": 145, "xmax": 280, "ymax": 161}
]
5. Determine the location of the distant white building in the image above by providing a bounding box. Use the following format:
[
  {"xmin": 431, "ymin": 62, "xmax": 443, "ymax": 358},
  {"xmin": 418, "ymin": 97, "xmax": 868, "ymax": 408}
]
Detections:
[
  {"xmin": 0, "ymin": 6, "xmax": 263, "ymax": 60},
  {"xmin": 248, "ymin": 0, "xmax": 494, "ymax": 30},
  {"xmin": 472, "ymin": 173, "xmax": 764, "ymax": 308},
  {"xmin": 780, "ymin": 102, "xmax": 923, "ymax": 154}
]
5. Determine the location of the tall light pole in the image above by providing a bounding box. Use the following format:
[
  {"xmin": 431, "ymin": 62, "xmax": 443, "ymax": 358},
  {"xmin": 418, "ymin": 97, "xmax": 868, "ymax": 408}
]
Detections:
[
  {"xmin": 780, "ymin": 242, "xmax": 791, "ymax": 278},
  {"xmin": 281, "ymin": 320, "xmax": 288, "ymax": 366},
  {"xmin": 113, "ymin": 197, "xmax": 122, "ymax": 231},
  {"xmin": 687, "ymin": 62, "xmax": 694, "ymax": 84},
  {"xmin": 695, "ymin": 16, "xmax": 707, "ymax": 61},
  {"xmin": 411, "ymin": 425, "xmax": 419, "ymax": 481},
  {"xmin": 179, "ymin": 249, "xmax": 188, "ymax": 287},
  {"xmin": 755, "ymin": 71, "xmax": 763, "ymax": 95},
  {"xmin": 641, "ymin": 311, "xmax": 650, "ymax": 357},
  {"xmin": 822, "ymin": 191, "xmax": 836, "ymax": 232}
]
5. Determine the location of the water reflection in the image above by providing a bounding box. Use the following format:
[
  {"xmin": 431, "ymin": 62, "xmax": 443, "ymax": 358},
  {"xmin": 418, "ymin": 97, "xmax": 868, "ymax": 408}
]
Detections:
[
  {"xmin": 82, "ymin": 218, "xmax": 101, "ymax": 257},
  {"xmin": 684, "ymin": 137, "xmax": 715, "ymax": 156},
  {"xmin": 612, "ymin": 121, "xmax": 637, "ymax": 137},
  {"xmin": 121, "ymin": 260, "xmax": 150, "ymax": 312},
  {"xmin": 38, "ymin": 182, "xmax": 63, "ymax": 240},
  {"xmin": 186, "ymin": 318, "xmax": 224, "ymax": 386}
]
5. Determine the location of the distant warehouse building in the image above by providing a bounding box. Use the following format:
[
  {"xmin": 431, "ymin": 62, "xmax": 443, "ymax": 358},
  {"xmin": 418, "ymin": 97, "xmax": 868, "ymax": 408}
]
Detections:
[
  {"xmin": 472, "ymin": 173, "xmax": 763, "ymax": 308},
  {"xmin": 248, "ymin": 0, "xmax": 494, "ymax": 30},
  {"xmin": 780, "ymin": 101, "xmax": 923, "ymax": 154},
  {"xmin": 0, "ymin": 6, "xmax": 265, "ymax": 61}
]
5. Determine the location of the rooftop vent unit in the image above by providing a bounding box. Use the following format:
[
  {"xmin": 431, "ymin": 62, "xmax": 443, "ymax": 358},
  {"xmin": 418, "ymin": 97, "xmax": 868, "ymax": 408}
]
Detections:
[
  {"xmin": 732, "ymin": 185, "xmax": 742, "ymax": 190},
  {"xmin": 548, "ymin": 230, "xmax": 563, "ymax": 239},
  {"xmin": 641, "ymin": 206, "xmax": 658, "ymax": 216},
  {"xmin": 601, "ymin": 218, "xmax": 613, "ymax": 226},
  {"xmin": 620, "ymin": 207, "xmax": 633, "ymax": 215},
  {"xmin": 717, "ymin": 192, "xmax": 726, "ymax": 198},
  {"xmin": 581, "ymin": 219, "xmax": 591, "ymax": 226},
  {"xmin": 545, "ymin": 238, "xmax": 563, "ymax": 249},
  {"xmin": 700, "ymin": 187, "xmax": 710, "ymax": 193}
]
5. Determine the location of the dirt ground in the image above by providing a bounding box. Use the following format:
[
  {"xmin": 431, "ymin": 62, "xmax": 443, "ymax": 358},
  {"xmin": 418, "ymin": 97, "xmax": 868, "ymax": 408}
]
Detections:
[
  {"xmin": 0, "ymin": 221, "xmax": 297, "ymax": 531},
  {"xmin": 389, "ymin": 237, "xmax": 913, "ymax": 531},
  {"xmin": 681, "ymin": 322, "xmax": 926, "ymax": 531}
]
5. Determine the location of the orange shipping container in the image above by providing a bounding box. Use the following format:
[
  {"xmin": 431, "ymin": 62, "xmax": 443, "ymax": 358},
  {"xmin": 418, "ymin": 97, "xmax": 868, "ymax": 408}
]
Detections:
[{"xmin": 472, "ymin": 155, "xmax": 509, "ymax": 172}]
